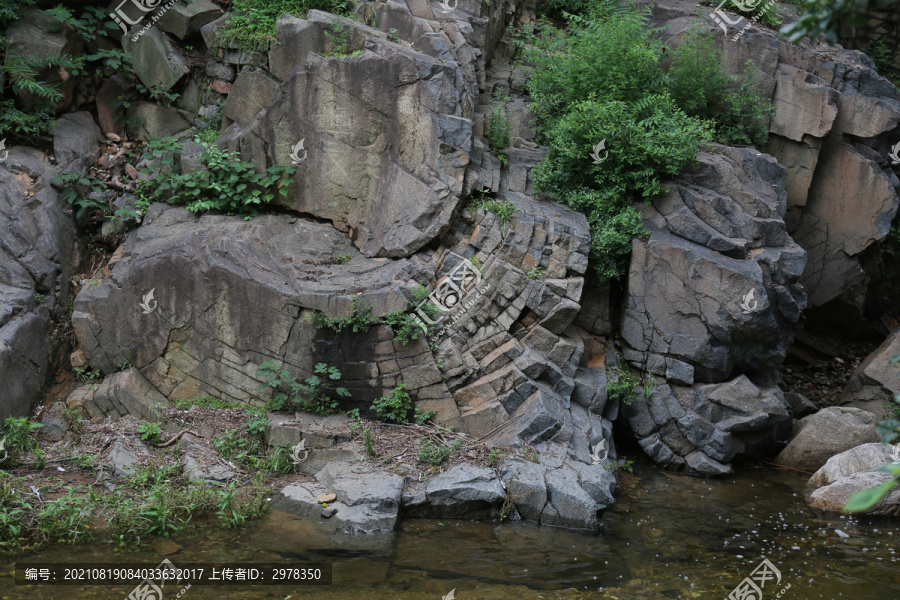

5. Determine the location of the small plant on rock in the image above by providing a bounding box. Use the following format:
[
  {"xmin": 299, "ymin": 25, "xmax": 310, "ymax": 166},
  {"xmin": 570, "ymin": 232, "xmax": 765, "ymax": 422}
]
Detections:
[
  {"xmin": 310, "ymin": 296, "xmax": 377, "ymax": 333},
  {"xmin": 0, "ymin": 418, "xmax": 42, "ymax": 469},
  {"xmin": 136, "ymin": 423, "xmax": 162, "ymax": 445},
  {"xmin": 257, "ymin": 361, "xmax": 351, "ymax": 415},
  {"xmin": 525, "ymin": 266, "xmax": 544, "ymax": 280},
  {"xmin": 418, "ymin": 438, "xmax": 463, "ymax": 466}
]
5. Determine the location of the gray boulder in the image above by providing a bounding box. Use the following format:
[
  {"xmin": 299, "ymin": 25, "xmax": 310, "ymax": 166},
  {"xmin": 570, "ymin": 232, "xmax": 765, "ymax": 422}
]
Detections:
[
  {"xmin": 808, "ymin": 442, "xmax": 897, "ymax": 488},
  {"xmin": 402, "ymin": 464, "xmax": 505, "ymax": 519},
  {"xmin": 155, "ymin": 0, "xmax": 223, "ymax": 40},
  {"xmin": 775, "ymin": 407, "xmax": 880, "ymax": 470},
  {"xmin": 808, "ymin": 472, "xmax": 900, "ymax": 516},
  {"xmin": 274, "ymin": 462, "xmax": 403, "ymax": 534},
  {"xmin": 68, "ymin": 368, "xmax": 172, "ymax": 422},
  {"xmin": 125, "ymin": 102, "xmax": 193, "ymax": 140},
  {"xmin": 52, "ymin": 112, "xmax": 101, "ymax": 167},
  {"xmin": 102, "ymin": 437, "xmax": 151, "ymax": 477}
]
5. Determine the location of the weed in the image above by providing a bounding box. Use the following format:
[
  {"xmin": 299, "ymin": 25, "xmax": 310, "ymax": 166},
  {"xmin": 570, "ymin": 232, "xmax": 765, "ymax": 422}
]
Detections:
[
  {"xmin": 418, "ymin": 438, "xmax": 463, "ymax": 466},
  {"xmin": 525, "ymin": 266, "xmax": 544, "ymax": 280},
  {"xmin": 371, "ymin": 383, "xmax": 433, "ymax": 424},
  {"xmin": 488, "ymin": 449, "xmax": 504, "ymax": 467},
  {"xmin": 472, "ymin": 196, "xmax": 519, "ymax": 233},
  {"xmin": 310, "ymin": 296, "xmax": 377, "ymax": 333},
  {"xmin": 486, "ymin": 89, "xmax": 512, "ymax": 166},
  {"xmin": 335, "ymin": 252, "xmax": 353, "ymax": 264},
  {"xmin": 605, "ymin": 460, "xmax": 634, "ymax": 474},
  {"xmin": 257, "ymin": 361, "xmax": 351, "ymax": 415},
  {"xmin": 0, "ymin": 418, "xmax": 42, "ymax": 468},
  {"xmin": 245, "ymin": 413, "xmax": 269, "ymax": 439},
  {"xmin": 136, "ymin": 423, "xmax": 162, "ymax": 445},
  {"xmin": 364, "ymin": 427, "xmax": 376, "ymax": 457},
  {"xmin": 387, "ymin": 28, "xmax": 400, "ymax": 42},
  {"xmin": 74, "ymin": 453, "xmax": 97, "ymax": 470},
  {"xmin": 522, "ymin": 447, "xmax": 540, "ymax": 464},
  {"xmin": 62, "ymin": 404, "xmax": 84, "ymax": 435}
]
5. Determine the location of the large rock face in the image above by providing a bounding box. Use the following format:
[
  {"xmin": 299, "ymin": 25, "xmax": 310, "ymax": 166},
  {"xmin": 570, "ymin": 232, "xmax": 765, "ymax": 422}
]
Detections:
[
  {"xmin": 221, "ymin": 11, "xmax": 475, "ymax": 258},
  {"xmin": 618, "ymin": 147, "xmax": 803, "ymax": 474},
  {"xmin": 645, "ymin": 0, "xmax": 900, "ymax": 315},
  {"xmin": 0, "ymin": 143, "xmax": 83, "ymax": 419},
  {"xmin": 623, "ymin": 147, "xmax": 806, "ymax": 384}
]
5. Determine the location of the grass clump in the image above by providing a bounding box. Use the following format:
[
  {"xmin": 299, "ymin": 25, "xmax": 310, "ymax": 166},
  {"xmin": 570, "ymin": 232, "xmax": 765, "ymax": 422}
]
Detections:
[
  {"xmin": 418, "ymin": 438, "xmax": 464, "ymax": 466},
  {"xmin": 0, "ymin": 418, "xmax": 42, "ymax": 469}
]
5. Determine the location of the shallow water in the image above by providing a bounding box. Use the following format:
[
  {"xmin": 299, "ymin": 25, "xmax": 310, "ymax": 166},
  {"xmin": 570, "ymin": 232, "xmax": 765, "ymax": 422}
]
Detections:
[{"xmin": 3, "ymin": 462, "xmax": 898, "ymax": 599}]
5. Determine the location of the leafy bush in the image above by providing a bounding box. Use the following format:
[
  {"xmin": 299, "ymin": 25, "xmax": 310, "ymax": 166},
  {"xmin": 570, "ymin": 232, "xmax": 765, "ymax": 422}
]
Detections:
[
  {"xmin": 486, "ymin": 90, "xmax": 512, "ymax": 165},
  {"xmin": 136, "ymin": 138, "xmax": 295, "ymax": 217},
  {"xmin": 666, "ymin": 27, "xmax": 773, "ymax": 146},
  {"xmin": 382, "ymin": 284, "xmax": 440, "ymax": 345},
  {"xmin": 51, "ymin": 172, "xmax": 112, "ymax": 225},
  {"xmin": 522, "ymin": 0, "xmax": 773, "ymax": 280},
  {"xmin": 0, "ymin": 99, "xmax": 55, "ymax": 146},
  {"xmin": 371, "ymin": 384, "xmax": 434, "ymax": 424},
  {"xmin": 0, "ymin": 418, "xmax": 42, "ymax": 468},
  {"xmin": 310, "ymin": 296, "xmax": 377, "ymax": 333},
  {"xmin": 136, "ymin": 422, "xmax": 161, "ymax": 444},
  {"xmin": 257, "ymin": 361, "xmax": 351, "ymax": 415},
  {"xmin": 218, "ymin": 0, "xmax": 348, "ymax": 51}
]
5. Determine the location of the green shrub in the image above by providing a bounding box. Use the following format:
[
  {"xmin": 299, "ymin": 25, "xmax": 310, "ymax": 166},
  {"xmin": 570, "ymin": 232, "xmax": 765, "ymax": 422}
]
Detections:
[
  {"xmin": 371, "ymin": 383, "xmax": 434, "ymax": 424},
  {"xmin": 218, "ymin": 0, "xmax": 348, "ymax": 51},
  {"xmin": 310, "ymin": 296, "xmax": 377, "ymax": 333},
  {"xmin": 486, "ymin": 89, "xmax": 512, "ymax": 165},
  {"xmin": 382, "ymin": 284, "xmax": 440, "ymax": 345},
  {"xmin": 0, "ymin": 476, "xmax": 95, "ymax": 553},
  {"xmin": 0, "ymin": 418, "xmax": 42, "ymax": 469},
  {"xmin": 136, "ymin": 138, "xmax": 296, "ymax": 217},
  {"xmin": 0, "ymin": 99, "xmax": 55, "ymax": 146},
  {"xmin": 257, "ymin": 361, "xmax": 351, "ymax": 415},
  {"xmin": 136, "ymin": 423, "xmax": 162, "ymax": 444},
  {"xmin": 666, "ymin": 26, "xmax": 773, "ymax": 147},
  {"xmin": 472, "ymin": 196, "xmax": 520, "ymax": 232}
]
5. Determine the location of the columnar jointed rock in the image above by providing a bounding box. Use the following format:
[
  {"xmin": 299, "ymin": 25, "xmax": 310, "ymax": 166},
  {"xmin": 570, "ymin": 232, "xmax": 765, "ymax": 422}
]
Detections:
[
  {"xmin": 624, "ymin": 376, "xmax": 791, "ymax": 475},
  {"xmin": 623, "ymin": 147, "xmax": 806, "ymax": 384}
]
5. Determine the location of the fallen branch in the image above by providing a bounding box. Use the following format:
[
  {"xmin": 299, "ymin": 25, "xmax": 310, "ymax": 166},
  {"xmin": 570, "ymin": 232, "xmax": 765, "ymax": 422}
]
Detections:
[
  {"xmin": 157, "ymin": 429, "xmax": 204, "ymax": 448},
  {"xmin": 760, "ymin": 460, "xmax": 813, "ymax": 474}
]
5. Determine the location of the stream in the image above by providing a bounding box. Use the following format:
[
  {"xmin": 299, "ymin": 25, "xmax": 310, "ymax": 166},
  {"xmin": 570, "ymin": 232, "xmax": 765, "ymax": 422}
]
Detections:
[{"xmin": 3, "ymin": 462, "xmax": 898, "ymax": 599}]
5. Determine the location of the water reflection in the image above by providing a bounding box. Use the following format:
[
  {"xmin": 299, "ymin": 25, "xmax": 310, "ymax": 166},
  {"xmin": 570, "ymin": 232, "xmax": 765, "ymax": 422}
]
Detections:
[{"xmin": 3, "ymin": 463, "xmax": 898, "ymax": 599}]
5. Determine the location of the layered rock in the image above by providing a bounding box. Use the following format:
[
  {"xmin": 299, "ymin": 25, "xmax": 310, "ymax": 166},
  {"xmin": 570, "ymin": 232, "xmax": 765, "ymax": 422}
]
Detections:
[
  {"xmin": 220, "ymin": 11, "xmax": 474, "ymax": 258},
  {"xmin": 646, "ymin": 0, "xmax": 900, "ymax": 316},
  {"xmin": 618, "ymin": 147, "xmax": 804, "ymax": 474},
  {"xmin": 840, "ymin": 327, "xmax": 900, "ymax": 415}
]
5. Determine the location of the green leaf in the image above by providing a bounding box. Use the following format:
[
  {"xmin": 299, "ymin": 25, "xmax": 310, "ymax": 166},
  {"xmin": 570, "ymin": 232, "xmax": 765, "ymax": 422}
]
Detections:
[{"xmin": 843, "ymin": 477, "xmax": 899, "ymax": 512}]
